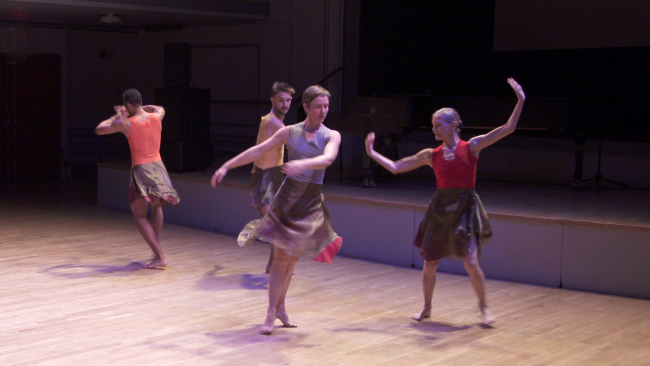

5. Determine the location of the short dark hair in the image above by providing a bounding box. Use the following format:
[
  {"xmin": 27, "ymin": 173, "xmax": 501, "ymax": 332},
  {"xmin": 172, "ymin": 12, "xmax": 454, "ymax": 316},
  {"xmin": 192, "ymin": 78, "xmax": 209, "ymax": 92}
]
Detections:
[
  {"xmin": 122, "ymin": 89, "xmax": 142, "ymax": 106},
  {"xmin": 271, "ymin": 82, "xmax": 295, "ymax": 97}
]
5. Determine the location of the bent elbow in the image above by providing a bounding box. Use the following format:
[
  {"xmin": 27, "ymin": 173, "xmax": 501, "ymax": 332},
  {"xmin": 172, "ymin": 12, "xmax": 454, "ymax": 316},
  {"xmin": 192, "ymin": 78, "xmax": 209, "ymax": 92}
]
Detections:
[
  {"xmin": 502, "ymin": 125, "xmax": 516, "ymax": 136},
  {"xmin": 390, "ymin": 162, "xmax": 405, "ymax": 175},
  {"xmin": 321, "ymin": 155, "xmax": 337, "ymax": 168}
]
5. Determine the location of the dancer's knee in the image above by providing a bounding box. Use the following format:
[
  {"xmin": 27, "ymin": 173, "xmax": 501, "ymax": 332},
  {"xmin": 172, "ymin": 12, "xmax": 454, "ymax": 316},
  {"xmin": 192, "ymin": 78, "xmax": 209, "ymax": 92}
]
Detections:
[
  {"xmin": 130, "ymin": 198, "xmax": 148, "ymax": 221},
  {"xmin": 151, "ymin": 206, "xmax": 163, "ymax": 220},
  {"xmin": 423, "ymin": 260, "xmax": 439, "ymax": 276},
  {"xmin": 272, "ymin": 247, "xmax": 291, "ymax": 266},
  {"xmin": 132, "ymin": 212, "xmax": 147, "ymax": 223},
  {"xmin": 463, "ymin": 258, "xmax": 480, "ymax": 273},
  {"xmin": 151, "ymin": 200, "xmax": 162, "ymax": 210},
  {"xmin": 273, "ymin": 256, "xmax": 290, "ymax": 267}
]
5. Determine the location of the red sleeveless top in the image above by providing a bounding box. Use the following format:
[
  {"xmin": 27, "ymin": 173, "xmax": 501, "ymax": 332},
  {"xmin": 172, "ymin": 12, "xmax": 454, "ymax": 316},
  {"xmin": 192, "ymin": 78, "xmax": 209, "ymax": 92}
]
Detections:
[
  {"xmin": 127, "ymin": 114, "xmax": 162, "ymax": 167},
  {"xmin": 431, "ymin": 140, "xmax": 477, "ymax": 189}
]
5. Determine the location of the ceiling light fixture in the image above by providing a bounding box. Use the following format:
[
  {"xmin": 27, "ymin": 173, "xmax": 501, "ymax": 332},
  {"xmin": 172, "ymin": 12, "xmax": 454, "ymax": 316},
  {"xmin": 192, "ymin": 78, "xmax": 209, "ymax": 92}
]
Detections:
[{"xmin": 99, "ymin": 14, "xmax": 122, "ymax": 24}]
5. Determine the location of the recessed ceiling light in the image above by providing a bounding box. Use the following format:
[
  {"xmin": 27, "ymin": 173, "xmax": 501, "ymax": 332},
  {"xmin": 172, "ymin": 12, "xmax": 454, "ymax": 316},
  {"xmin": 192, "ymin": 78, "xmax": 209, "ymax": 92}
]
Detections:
[{"xmin": 99, "ymin": 14, "xmax": 122, "ymax": 24}]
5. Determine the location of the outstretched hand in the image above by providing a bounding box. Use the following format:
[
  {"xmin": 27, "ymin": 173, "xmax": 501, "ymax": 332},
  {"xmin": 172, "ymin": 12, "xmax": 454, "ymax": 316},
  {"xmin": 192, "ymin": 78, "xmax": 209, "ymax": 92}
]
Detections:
[
  {"xmin": 508, "ymin": 78, "xmax": 525, "ymax": 101},
  {"xmin": 365, "ymin": 132, "xmax": 376, "ymax": 157},
  {"xmin": 211, "ymin": 167, "xmax": 227, "ymax": 188}
]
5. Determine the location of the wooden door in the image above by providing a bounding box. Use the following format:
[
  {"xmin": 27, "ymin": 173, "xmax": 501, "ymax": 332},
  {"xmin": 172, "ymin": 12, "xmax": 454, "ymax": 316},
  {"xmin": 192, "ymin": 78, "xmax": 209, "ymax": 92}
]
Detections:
[
  {"xmin": 0, "ymin": 54, "xmax": 9, "ymax": 184},
  {"xmin": 1, "ymin": 53, "xmax": 61, "ymax": 183}
]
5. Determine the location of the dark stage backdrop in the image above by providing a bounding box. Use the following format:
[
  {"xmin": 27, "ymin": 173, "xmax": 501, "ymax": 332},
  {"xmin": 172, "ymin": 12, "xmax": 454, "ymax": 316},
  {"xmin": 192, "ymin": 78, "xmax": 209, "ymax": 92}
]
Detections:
[
  {"xmin": 358, "ymin": 0, "xmax": 650, "ymax": 140},
  {"xmin": 494, "ymin": 0, "xmax": 650, "ymax": 51}
]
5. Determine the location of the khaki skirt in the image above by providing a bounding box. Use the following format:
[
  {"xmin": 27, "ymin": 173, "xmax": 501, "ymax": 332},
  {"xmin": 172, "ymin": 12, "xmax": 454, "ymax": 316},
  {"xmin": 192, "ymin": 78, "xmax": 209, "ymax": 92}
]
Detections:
[
  {"xmin": 414, "ymin": 188, "xmax": 491, "ymax": 261},
  {"xmin": 238, "ymin": 177, "xmax": 342, "ymax": 263},
  {"xmin": 129, "ymin": 160, "xmax": 180, "ymax": 206}
]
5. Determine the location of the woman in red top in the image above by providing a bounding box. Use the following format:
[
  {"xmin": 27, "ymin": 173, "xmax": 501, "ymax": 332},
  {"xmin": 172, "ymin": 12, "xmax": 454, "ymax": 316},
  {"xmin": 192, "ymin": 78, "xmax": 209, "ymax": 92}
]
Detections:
[{"xmin": 365, "ymin": 78, "xmax": 525, "ymax": 325}]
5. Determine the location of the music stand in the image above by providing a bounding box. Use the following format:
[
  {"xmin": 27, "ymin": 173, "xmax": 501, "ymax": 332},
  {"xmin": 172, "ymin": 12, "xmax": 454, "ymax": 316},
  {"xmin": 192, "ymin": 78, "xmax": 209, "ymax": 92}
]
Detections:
[{"xmin": 573, "ymin": 139, "xmax": 627, "ymax": 190}]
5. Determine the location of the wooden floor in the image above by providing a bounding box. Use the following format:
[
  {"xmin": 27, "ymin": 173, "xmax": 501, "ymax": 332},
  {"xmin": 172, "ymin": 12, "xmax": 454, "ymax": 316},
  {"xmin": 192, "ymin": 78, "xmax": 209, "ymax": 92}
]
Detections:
[{"xmin": 2, "ymin": 180, "xmax": 650, "ymax": 365}]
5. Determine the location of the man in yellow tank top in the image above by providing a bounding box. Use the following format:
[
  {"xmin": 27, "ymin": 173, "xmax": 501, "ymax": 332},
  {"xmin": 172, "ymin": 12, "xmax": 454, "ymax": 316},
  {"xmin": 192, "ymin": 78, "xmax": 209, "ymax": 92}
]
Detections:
[
  {"xmin": 95, "ymin": 89, "xmax": 180, "ymax": 269},
  {"xmin": 250, "ymin": 82, "xmax": 295, "ymax": 273}
]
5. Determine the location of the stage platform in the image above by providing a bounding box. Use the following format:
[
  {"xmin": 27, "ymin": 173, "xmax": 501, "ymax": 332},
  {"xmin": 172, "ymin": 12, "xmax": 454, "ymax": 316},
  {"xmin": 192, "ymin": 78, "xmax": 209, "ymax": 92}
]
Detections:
[{"xmin": 98, "ymin": 161, "xmax": 650, "ymax": 300}]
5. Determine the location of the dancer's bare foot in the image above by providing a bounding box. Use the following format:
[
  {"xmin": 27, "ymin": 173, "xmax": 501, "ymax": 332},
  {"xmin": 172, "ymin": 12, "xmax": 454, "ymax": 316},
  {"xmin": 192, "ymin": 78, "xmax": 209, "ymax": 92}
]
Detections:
[
  {"xmin": 145, "ymin": 257, "xmax": 167, "ymax": 269},
  {"xmin": 276, "ymin": 310, "xmax": 297, "ymax": 328},
  {"xmin": 411, "ymin": 307, "xmax": 431, "ymax": 321},
  {"xmin": 480, "ymin": 305, "xmax": 495, "ymax": 325},
  {"xmin": 260, "ymin": 309, "xmax": 276, "ymax": 335}
]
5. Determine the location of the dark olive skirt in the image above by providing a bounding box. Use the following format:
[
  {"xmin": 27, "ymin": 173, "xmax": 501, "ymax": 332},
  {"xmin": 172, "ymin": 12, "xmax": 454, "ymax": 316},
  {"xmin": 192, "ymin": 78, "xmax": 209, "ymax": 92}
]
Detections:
[
  {"xmin": 414, "ymin": 188, "xmax": 491, "ymax": 261},
  {"xmin": 238, "ymin": 177, "xmax": 342, "ymax": 263},
  {"xmin": 249, "ymin": 165, "xmax": 285, "ymax": 212}
]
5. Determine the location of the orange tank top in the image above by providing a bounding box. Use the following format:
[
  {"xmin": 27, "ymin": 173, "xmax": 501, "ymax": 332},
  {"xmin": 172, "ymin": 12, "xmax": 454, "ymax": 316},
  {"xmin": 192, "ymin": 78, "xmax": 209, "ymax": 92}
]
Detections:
[
  {"xmin": 127, "ymin": 114, "xmax": 162, "ymax": 167},
  {"xmin": 253, "ymin": 117, "xmax": 284, "ymax": 169}
]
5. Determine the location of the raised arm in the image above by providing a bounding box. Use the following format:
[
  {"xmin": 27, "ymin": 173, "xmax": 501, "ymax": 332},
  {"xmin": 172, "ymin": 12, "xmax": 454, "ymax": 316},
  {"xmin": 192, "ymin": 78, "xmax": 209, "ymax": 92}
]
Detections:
[
  {"xmin": 365, "ymin": 132, "xmax": 431, "ymax": 174},
  {"xmin": 280, "ymin": 131, "xmax": 342, "ymax": 177},
  {"xmin": 468, "ymin": 78, "xmax": 525, "ymax": 156},
  {"xmin": 143, "ymin": 105, "xmax": 165, "ymax": 120},
  {"xmin": 211, "ymin": 126, "xmax": 290, "ymax": 186},
  {"xmin": 95, "ymin": 111, "xmax": 127, "ymax": 136}
]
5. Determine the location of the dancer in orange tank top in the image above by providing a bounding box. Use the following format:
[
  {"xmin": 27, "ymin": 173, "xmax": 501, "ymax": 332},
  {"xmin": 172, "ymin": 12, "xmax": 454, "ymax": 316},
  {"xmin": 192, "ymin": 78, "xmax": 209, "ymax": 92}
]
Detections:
[
  {"xmin": 95, "ymin": 89, "xmax": 180, "ymax": 269},
  {"xmin": 366, "ymin": 79, "xmax": 525, "ymax": 325},
  {"xmin": 250, "ymin": 82, "xmax": 295, "ymax": 273}
]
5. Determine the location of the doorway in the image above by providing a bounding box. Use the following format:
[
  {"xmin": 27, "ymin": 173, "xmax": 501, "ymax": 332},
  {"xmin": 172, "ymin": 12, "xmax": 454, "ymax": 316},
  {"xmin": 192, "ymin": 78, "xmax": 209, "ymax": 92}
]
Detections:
[{"xmin": 1, "ymin": 53, "xmax": 61, "ymax": 184}]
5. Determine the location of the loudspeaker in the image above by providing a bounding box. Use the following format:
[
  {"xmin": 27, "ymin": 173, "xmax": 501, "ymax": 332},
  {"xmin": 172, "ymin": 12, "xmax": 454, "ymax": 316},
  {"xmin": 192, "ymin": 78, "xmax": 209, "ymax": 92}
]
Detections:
[
  {"xmin": 154, "ymin": 88, "xmax": 211, "ymax": 142},
  {"xmin": 164, "ymin": 43, "xmax": 191, "ymax": 88},
  {"xmin": 160, "ymin": 141, "xmax": 212, "ymax": 172}
]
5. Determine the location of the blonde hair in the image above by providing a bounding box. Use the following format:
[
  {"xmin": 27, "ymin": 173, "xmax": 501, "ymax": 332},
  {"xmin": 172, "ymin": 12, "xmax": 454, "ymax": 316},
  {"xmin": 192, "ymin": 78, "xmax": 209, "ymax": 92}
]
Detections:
[
  {"xmin": 432, "ymin": 107, "xmax": 463, "ymax": 133},
  {"xmin": 302, "ymin": 85, "xmax": 331, "ymax": 108}
]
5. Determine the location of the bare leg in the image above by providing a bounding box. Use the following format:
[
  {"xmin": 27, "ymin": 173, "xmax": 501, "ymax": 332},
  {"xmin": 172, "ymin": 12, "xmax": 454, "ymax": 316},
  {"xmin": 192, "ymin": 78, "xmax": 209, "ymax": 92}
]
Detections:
[
  {"xmin": 412, "ymin": 260, "xmax": 439, "ymax": 321},
  {"xmin": 463, "ymin": 244, "xmax": 494, "ymax": 324},
  {"xmin": 260, "ymin": 246, "xmax": 300, "ymax": 334},
  {"xmin": 260, "ymin": 205, "xmax": 275, "ymax": 274},
  {"xmin": 150, "ymin": 198, "xmax": 164, "ymax": 242},
  {"xmin": 275, "ymin": 254, "xmax": 299, "ymax": 328},
  {"xmin": 130, "ymin": 198, "xmax": 166, "ymax": 269},
  {"xmin": 266, "ymin": 245, "xmax": 276, "ymax": 274}
]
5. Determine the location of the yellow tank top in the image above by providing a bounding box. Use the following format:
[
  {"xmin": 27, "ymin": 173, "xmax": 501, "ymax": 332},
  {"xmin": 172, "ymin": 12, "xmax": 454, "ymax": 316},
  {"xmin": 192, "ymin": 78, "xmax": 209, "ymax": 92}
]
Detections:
[{"xmin": 254, "ymin": 116, "xmax": 284, "ymax": 169}]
